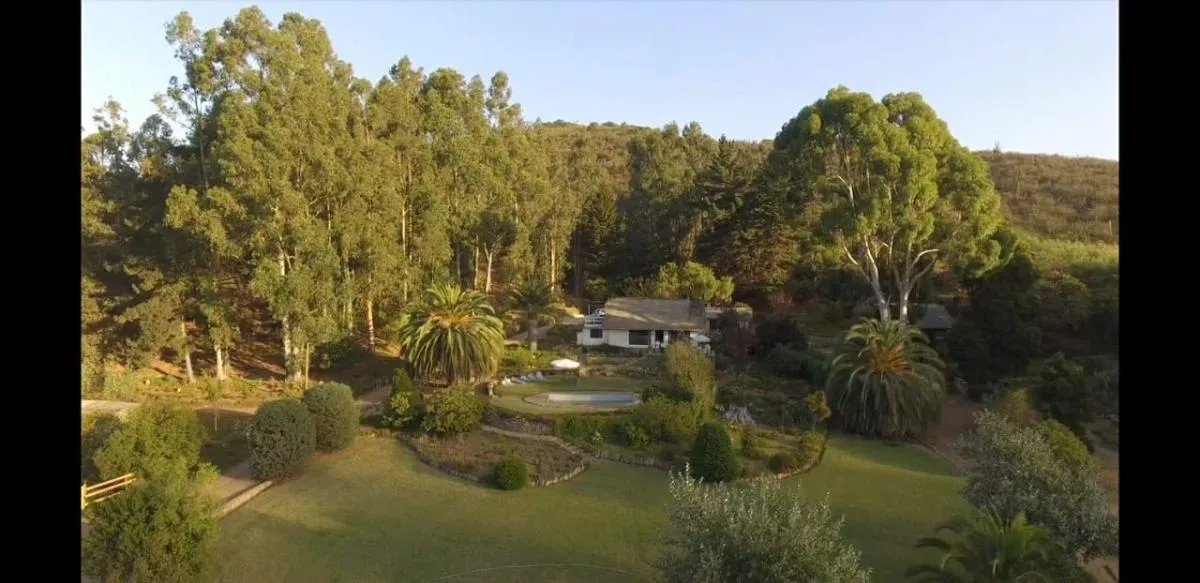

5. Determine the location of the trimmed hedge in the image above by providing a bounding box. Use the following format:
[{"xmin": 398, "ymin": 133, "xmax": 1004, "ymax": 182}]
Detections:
[
  {"xmin": 494, "ymin": 457, "xmax": 529, "ymax": 490},
  {"xmin": 690, "ymin": 422, "xmax": 741, "ymax": 483},
  {"xmin": 247, "ymin": 399, "xmax": 316, "ymax": 480},
  {"xmin": 302, "ymin": 382, "xmax": 359, "ymax": 452}
]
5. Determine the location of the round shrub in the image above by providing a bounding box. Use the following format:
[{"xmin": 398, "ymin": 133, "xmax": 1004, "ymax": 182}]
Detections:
[
  {"xmin": 494, "ymin": 457, "xmax": 529, "ymax": 490},
  {"xmin": 1035, "ymin": 419, "xmax": 1098, "ymax": 471},
  {"xmin": 995, "ymin": 388, "xmax": 1038, "ymax": 425},
  {"xmin": 794, "ymin": 431, "xmax": 826, "ymax": 469},
  {"xmin": 83, "ymin": 476, "xmax": 219, "ymax": 583},
  {"xmin": 690, "ymin": 422, "xmax": 741, "ymax": 483},
  {"xmin": 421, "ymin": 387, "xmax": 484, "ymax": 435},
  {"xmin": 302, "ymin": 382, "xmax": 359, "ymax": 452},
  {"xmin": 247, "ymin": 399, "xmax": 316, "ymax": 480},
  {"xmin": 93, "ymin": 403, "xmax": 206, "ymax": 482}
]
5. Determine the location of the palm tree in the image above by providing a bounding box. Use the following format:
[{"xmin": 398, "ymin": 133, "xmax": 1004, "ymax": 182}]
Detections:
[
  {"xmin": 906, "ymin": 509, "xmax": 1055, "ymax": 583},
  {"xmin": 509, "ymin": 279, "xmax": 556, "ymax": 352},
  {"xmin": 826, "ymin": 318, "xmax": 945, "ymax": 438},
  {"xmin": 398, "ymin": 282, "xmax": 504, "ymax": 386}
]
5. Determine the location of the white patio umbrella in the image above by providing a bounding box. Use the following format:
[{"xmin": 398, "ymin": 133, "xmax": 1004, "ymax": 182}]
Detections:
[
  {"xmin": 691, "ymin": 333, "xmax": 711, "ymax": 344},
  {"xmin": 549, "ymin": 358, "xmax": 581, "ymax": 370}
]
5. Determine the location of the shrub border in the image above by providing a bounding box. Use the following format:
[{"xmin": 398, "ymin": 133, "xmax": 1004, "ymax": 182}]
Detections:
[
  {"xmin": 476, "ymin": 406, "xmax": 830, "ymax": 481},
  {"xmin": 402, "ymin": 425, "xmax": 590, "ymax": 488}
]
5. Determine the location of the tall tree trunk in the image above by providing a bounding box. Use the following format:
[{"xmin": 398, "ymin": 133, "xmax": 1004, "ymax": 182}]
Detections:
[
  {"xmin": 180, "ymin": 321, "xmax": 195, "ymax": 385},
  {"xmin": 897, "ymin": 289, "xmax": 911, "ymax": 325},
  {"xmin": 573, "ymin": 229, "xmax": 583, "ymax": 296},
  {"xmin": 473, "ymin": 246, "xmax": 481, "ymax": 290},
  {"xmin": 279, "ymin": 251, "xmax": 299, "ymax": 383},
  {"xmin": 549, "ymin": 241, "xmax": 557, "ymax": 287},
  {"xmin": 456, "ymin": 244, "xmax": 463, "ymax": 286},
  {"xmin": 401, "ymin": 197, "xmax": 409, "ymax": 302},
  {"xmin": 485, "ymin": 250, "xmax": 495, "ymax": 293},
  {"xmin": 303, "ymin": 344, "xmax": 312, "ymax": 389},
  {"xmin": 344, "ymin": 264, "xmax": 354, "ymax": 332},
  {"xmin": 366, "ymin": 279, "xmax": 376, "ymax": 348},
  {"xmin": 527, "ymin": 317, "xmax": 539, "ymax": 352},
  {"xmin": 214, "ymin": 342, "xmax": 228, "ymax": 381}
]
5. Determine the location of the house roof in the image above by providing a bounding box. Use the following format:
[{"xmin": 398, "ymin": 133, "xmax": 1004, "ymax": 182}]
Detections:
[
  {"xmin": 603, "ymin": 297, "xmax": 707, "ymax": 331},
  {"xmin": 916, "ymin": 304, "xmax": 955, "ymax": 330}
]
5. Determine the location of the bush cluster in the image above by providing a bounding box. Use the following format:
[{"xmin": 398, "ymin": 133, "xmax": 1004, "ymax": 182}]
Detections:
[
  {"xmin": 762, "ymin": 345, "xmax": 831, "ymax": 385},
  {"xmin": 302, "ymin": 382, "xmax": 359, "ymax": 452},
  {"xmin": 494, "ymin": 457, "xmax": 529, "ymax": 490},
  {"xmin": 82, "ymin": 413, "xmax": 122, "ymax": 482},
  {"xmin": 83, "ymin": 474, "xmax": 220, "ymax": 583},
  {"xmin": 794, "ymin": 431, "xmax": 825, "ymax": 468},
  {"xmin": 689, "ymin": 422, "xmax": 741, "ymax": 483},
  {"xmin": 739, "ymin": 427, "xmax": 766, "ymax": 460},
  {"xmin": 663, "ymin": 342, "xmax": 717, "ymax": 415},
  {"xmin": 632, "ymin": 395, "xmax": 701, "ymax": 445},
  {"xmin": 421, "ymin": 387, "xmax": 484, "ymax": 435},
  {"xmin": 552, "ymin": 415, "xmax": 607, "ymax": 443},
  {"xmin": 312, "ymin": 336, "xmax": 365, "ymax": 371},
  {"xmin": 92, "ymin": 403, "xmax": 207, "ymax": 482},
  {"xmin": 247, "ymin": 399, "xmax": 316, "ymax": 480},
  {"xmin": 385, "ymin": 367, "xmax": 423, "ymax": 428}
]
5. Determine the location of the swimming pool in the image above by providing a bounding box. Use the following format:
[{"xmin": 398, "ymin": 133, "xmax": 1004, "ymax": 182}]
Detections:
[{"xmin": 522, "ymin": 391, "xmax": 641, "ymax": 408}]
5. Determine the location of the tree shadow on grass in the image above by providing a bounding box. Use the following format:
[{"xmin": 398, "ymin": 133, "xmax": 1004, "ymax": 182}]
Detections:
[
  {"xmin": 218, "ymin": 498, "xmax": 653, "ymax": 583},
  {"xmin": 824, "ymin": 435, "xmax": 961, "ymax": 478}
]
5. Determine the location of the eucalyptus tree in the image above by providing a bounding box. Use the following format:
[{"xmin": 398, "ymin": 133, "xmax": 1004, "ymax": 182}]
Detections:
[
  {"xmin": 768, "ymin": 87, "xmax": 1007, "ymax": 323},
  {"xmin": 185, "ymin": 8, "xmax": 353, "ymax": 383}
]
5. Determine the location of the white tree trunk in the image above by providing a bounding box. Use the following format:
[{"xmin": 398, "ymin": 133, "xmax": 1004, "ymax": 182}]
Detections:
[
  {"xmin": 485, "ymin": 250, "xmax": 494, "ymax": 293},
  {"xmin": 527, "ymin": 317, "xmax": 539, "ymax": 352},
  {"xmin": 181, "ymin": 321, "xmax": 195, "ymax": 385},
  {"xmin": 214, "ymin": 343, "xmax": 228, "ymax": 382},
  {"xmin": 366, "ymin": 293, "xmax": 376, "ymax": 348}
]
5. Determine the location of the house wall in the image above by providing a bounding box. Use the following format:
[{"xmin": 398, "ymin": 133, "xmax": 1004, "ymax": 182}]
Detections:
[
  {"xmin": 576, "ymin": 328, "xmax": 609, "ymax": 346},
  {"xmin": 577, "ymin": 328, "xmax": 693, "ymax": 349}
]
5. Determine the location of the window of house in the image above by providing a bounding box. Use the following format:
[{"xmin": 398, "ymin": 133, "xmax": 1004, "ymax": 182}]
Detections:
[
  {"xmin": 628, "ymin": 330, "xmax": 651, "ymax": 346},
  {"xmin": 589, "ymin": 328, "xmax": 602, "ymax": 339}
]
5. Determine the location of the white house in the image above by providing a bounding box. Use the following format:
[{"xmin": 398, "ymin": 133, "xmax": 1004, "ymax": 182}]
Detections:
[{"xmin": 577, "ymin": 297, "xmax": 750, "ymax": 350}]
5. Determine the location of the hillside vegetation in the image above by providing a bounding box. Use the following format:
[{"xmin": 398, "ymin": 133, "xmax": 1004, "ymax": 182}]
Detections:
[{"xmin": 978, "ymin": 151, "xmax": 1119, "ymax": 245}]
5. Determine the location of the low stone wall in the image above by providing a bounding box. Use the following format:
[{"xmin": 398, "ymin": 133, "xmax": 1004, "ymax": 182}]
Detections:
[
  {"xmin": 589, "ymin": 448, "xmax": 675, "ymax": 471},
  {"xmin": 483, "ymin": 408, "xmax": 553, "ymax": 435}
]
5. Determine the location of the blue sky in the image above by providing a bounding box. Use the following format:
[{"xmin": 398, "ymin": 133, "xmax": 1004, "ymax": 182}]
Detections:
[{"xmin": 82, "ymin": 1, "xmax": 1118, "ymax": 159}]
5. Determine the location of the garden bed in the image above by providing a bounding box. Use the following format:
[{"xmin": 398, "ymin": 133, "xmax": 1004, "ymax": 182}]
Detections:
[{"xmin": 409, "ymin": 430, "xmax": 587, "ymax": 487}]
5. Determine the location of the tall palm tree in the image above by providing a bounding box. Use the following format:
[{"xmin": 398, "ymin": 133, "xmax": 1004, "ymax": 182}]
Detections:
[
  {"xmin": 398, "ymin": 282, "xmax": 504, "ymax": 386},
  {"xmin": 826, "ymin": 318, "xmax": 945, "ymax": 438},
  {"xmin": 509, "ymin": 279, "xmax": 556, "ymax": 352},
  {"xmin": 906, "ymin": 509, "xmax": 1055, "ymax": 583}
]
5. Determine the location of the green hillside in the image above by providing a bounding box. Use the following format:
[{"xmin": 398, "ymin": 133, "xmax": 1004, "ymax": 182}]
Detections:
[{"xmin": 976, "ymin": 151, "xmax": 1119, "ymax": 245}]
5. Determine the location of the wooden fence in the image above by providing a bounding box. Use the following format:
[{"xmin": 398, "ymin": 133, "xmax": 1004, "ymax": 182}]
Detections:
[{"xmin": 81, "ymin": 473, "xmax": 136, "ymax": 511}]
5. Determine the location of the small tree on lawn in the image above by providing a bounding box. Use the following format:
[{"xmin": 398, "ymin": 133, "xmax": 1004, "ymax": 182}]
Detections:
[
  {"xmin": 804, "ymin": 391, "xmax": 831, "ymax": 431},
  {"xmin": 689, "ymin": 422, "xmax": 740, "ymax": 483},
  {"xmin": 662, "ymin": 469, "xmax": 871, "ymax": 583}
]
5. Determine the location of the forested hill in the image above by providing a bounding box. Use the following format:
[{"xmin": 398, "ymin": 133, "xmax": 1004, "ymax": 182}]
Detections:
[
  {"xmin": 536, "ymin": 120, "xmax": 1119, "ymax": 246},
  {"xmin": 976, "ymin": 151, "xmax": 1119, "ymax": 244}
]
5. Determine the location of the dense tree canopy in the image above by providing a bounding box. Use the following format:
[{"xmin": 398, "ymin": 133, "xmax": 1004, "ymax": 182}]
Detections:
[{"xmin": 80, "ymin": 6, "xmax": 1117, "ymax": 392}]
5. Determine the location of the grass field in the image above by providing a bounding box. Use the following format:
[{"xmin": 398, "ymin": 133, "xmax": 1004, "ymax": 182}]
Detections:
[{"xmin": 216, "ymin": 434, "xmax": 967, "ymax": 582}]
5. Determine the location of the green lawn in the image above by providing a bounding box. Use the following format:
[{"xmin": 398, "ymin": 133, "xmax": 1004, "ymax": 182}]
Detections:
[
  {"xmin": 215, "ymin": 437, "xmax": 671, "ymax": 582},
  {"xmin": 215, "ymin": 434, "xmax": 968, "ymax": 582},
  {"xmin": 798, "ymin": 436, "xmax": 970, "ymax": 581}
]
